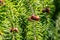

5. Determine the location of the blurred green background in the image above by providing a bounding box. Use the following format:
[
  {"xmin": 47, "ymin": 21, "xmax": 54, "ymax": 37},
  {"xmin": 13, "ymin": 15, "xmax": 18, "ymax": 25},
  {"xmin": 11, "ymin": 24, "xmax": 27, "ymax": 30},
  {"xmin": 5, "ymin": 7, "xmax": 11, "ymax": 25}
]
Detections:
[{"xmin": 0, "ymin": 0, "xmax": 60, "ymax": 40}]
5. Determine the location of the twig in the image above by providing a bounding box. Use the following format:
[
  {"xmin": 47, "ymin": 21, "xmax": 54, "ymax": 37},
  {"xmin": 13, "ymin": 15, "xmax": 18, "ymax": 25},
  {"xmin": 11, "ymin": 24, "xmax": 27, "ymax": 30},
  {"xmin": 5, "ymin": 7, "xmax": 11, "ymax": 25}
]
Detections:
[
  {"xmin": 33, "ymin": 21, "xmax": 37, "ymax": 40},
  {"xmin": 26, "ymin": 0, "xmax": 37, "ymax": 40},
  {"xmin": 26, "ymin": 0, "xmax": 35, "ymax": 14}
]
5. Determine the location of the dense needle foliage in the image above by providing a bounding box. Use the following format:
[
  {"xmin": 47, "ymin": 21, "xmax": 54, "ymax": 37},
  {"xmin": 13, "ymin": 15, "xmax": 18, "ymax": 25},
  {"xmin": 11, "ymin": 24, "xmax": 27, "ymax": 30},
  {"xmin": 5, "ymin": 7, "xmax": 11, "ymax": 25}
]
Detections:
[{"xmin": 0, "ymin": 0, "xmax": 60, "ymax": 40}]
